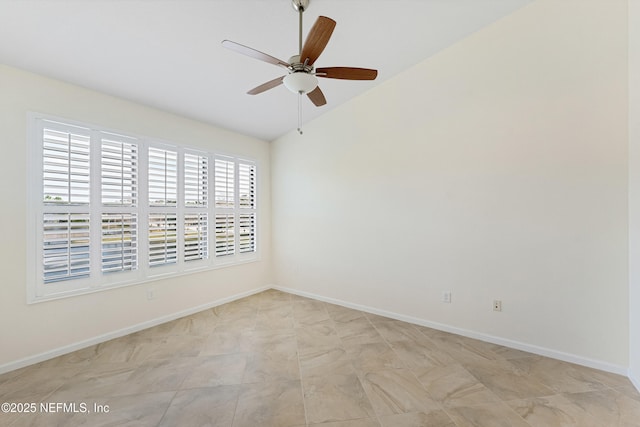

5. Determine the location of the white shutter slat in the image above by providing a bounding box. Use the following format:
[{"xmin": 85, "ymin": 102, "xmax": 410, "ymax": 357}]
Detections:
[
  {"xmin": 101, "ymin": 138, "xmax": 138, "ymax": 206},
  {"xmin": 238, "ymin": 162, "xmax": 256, "ymax": 209},
  {"xmin": 184, "ymin": 153, "xmax": 208, "ymax": 207},
  {"xmin": 101, "ymin": 213, "xmax": 137, "ymax": 273},
  {"xmin": 148, "ymin": 213, "xmax": 178, "ymax": 266},
  {"xmin": 214, "ymin": 214, "xmax": 234, "ymax": 257},
  {"xmin": 239, "ymin": 213, "xmax": 256, "ymax": 253},
  {"xmin": 214, "ymin": 158, "xmax": 234, "ymax": 208},
  {"xmin": 43, "ymin": 126, "xmax": 91, "ymax": 205},
  {"xmin": 148, "ymin": 147, "xmax": 177, "ymax": 206},
  {"xmin": 184, "ymin": 213, "xmax": 208, "ymax": 261},
  {"xmin": 43, "ymin": 213, "xmax": 90, "ymax": 283}
]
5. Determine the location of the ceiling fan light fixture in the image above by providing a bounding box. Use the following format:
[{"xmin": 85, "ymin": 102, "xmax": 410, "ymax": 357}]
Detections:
[{"xmin": 283, "ymin": 72, "xmax": 318, "ymax": 94}]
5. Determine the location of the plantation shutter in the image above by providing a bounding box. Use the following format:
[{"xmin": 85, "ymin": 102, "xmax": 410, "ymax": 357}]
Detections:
[
  {"xmin": 184, "ymin": 152, "xmax": 209, "ymax": 262},
  {"xmin": 148, "ymin": 147, "xmax": 177, "ymax": 206},
  {"xmin": 185, "ymin": 213, "xmax": 208, "ymax": 261},
  {"xmin": 43, "ymin": 125, "xmax": 91, "ymax": 205},
  {"xmin": 238, "ymin": 160, "xmax": 256, "ymax": 254},
  {"xmin": 43, "ymin": 213, "xmax": 91, "ymax": 283},
  {"xmin": 238, "ymin": 213, "xmax": 256, "ymax": 253},
  {"xmin": 184, "ymin": 153, "xmax": 208, "ymax": 207},
  {"xmin": 215, "ymin": 214, "xmax": 235, "ymax": 257},
  {"xmin": 101, "ymin": 136, "xmax": 137, "ymax": 206},
  {"xmin": 148, "ymin": 146, "xmax": 177, "ymax": 267},
  {"xmin": 238, "ymin": 162, "xmax": 255, "ymax": 209},
  {"xmin": 100, "ymin": 135, "xmax": 139, "ymax": 275},
  {"xmin": 31, "ymin": 114, "xmax": 260, "ymax": 302},
  {"xmin": 42, "ymin": 121, "xmax": 92, "ymax": 285},
  {"xmin": 214, "ymin": 158, "xmax": 234, "ymax": 208},
  {"xmin": 148, "ymin": 213, "xmax": 178, "ymax": 266},
  {"xmin": 101, "ymin": 214, "xmax": 137, "ymax": 273}
]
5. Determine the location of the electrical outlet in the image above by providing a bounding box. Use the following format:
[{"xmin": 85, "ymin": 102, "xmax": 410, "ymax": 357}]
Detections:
[
  {"xmin": 493, "ymin": 300, "xmax": 502, "ymax": 311},
  {"xmin": 442, "ymin": 291, "xmax": 452, "ymax": 303}
]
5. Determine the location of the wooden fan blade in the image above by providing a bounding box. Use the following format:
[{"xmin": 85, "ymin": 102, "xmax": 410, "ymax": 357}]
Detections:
[
  {"xmin": 222, "ymin": 40, "xmax": 290, "ymax": 68},
  {"xmin": 307, "ymin": 86, "xmax": 327, "ymax": 107},
  {"xmin": 316, "ymin": 67, "xmax": 378, "ymax": 80},
  {"xmin": 247, "ymin": 76, "xmax": 286, "ymax": 95},
  {"xmin": 300, "ymin": 16, "xmax": 336, "ymax": 66}
]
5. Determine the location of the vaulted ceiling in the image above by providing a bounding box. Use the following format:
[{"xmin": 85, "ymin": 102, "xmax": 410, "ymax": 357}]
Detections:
[{"xmin": 0, "ymin": 0, "xmax": 532, "ymax": 141}]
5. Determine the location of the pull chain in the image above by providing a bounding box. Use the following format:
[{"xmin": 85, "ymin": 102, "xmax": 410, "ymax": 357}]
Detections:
[{"xmin": 297, "ymin": 91, "xmax": 303, "ymax": 135}]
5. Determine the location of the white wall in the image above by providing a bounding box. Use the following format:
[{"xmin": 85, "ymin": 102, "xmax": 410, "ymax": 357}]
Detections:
[
  {"xmin": 629, "ymin": 0, "xmax": 640, "ymax": 389},
  {"xmin": 0, "ymin": 65, "xmax": 272, "ymax": 370},
  {"xmin": 272, "ymin": 0, "xmax": 629, "ymax": 370}
]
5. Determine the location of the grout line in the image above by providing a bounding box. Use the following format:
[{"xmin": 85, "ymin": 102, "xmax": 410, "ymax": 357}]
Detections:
[
  {"xmin": 291, "ymin": 293, "xmax": 310, "ymax": 426},
  {"xmin": 154, "ymin": 390, "xmax": 178, "ymax": 427}
]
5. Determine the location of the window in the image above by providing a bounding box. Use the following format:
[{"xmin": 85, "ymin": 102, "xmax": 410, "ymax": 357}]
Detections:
[{"xmin": 28, "ymin": 115, "xmax": 258, "ymax": 302}]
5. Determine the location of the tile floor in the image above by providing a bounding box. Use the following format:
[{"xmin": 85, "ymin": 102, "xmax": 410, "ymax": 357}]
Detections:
[{"xmin": 1, "ymin": 289, "xmax": 639, "ymax": 426}]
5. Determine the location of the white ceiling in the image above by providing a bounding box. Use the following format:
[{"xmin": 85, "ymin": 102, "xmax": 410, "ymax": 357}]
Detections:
[{"xmin": 0, "ymin": 0, "xmax": 532, "ymax": 141}]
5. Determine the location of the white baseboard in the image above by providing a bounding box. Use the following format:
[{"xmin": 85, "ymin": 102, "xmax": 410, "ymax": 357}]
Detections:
[
  {"xmin": 0, "ymin": 286, "xmax": 270, "ymax": 375},
  {"xmin": 273, "ymin": 285, "xmax": 629, "ymax": 377},
  {"xmin": 630, "ymin": 368, "xmax": 640, "ymax": 393}
]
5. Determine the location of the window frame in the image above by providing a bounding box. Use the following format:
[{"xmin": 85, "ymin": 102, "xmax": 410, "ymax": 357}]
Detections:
[{"xmin": 26, "ymin": 113, "xmax": 259, "ymax": 303}]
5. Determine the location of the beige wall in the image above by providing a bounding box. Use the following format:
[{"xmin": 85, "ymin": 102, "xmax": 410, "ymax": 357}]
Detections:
[
  {"xmin": 629, "ymin": 0, "xmax": 640, "ymax": 388},
  {"xmin": 272, "ymin": 0, "xmax": 629, "ymax": 370},
  {"xmin": 0, "ymin": 65, "xmax": 272, "ymax": 370}
]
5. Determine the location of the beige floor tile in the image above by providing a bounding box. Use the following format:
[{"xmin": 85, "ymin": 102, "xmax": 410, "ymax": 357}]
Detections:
[
  {"xmin": 309, "ymin": 419, "xmax": 381, "ymax": 427},
  {"xmin": 326, "ymin": 304, "xmax": 367, "ymax": 324},
  {"xmin": 440, "ymin": 337, "xmax": 503, "ymax": 365},
  {"xmin": 372, "ymin": 320, "xmax": 428, "ymax": 344},
  {"xmin": 506, "ymin": 394, "xmax": 604, "ymax": 427},
  {"xmin": 294, "ymin": 305, "xmax": 331, "ymax": 327},
  {"xmin": 347, "ymin": 342, "xmax": 406, "ymax": 375},
  {"xmin": 180, "ymin": 354, "xmax": 248, "ymax": 388},
  {"xmin": 446, "ymin": 401, "xmax": 531, "ymax": 427},
  {"xmin": 199, "ymin": 329, "xmax": 253, "ymax": 356},
  {"xmin": 47, "ymin": 362, "xmax": 139, "ymax": 401},
  {"xmin": 4, "ymin": 290, "xmax": 639, "ymax": 427},
  {"xmin": 0, "ymin": 365, "xmax": 82, "ymax": 401},
  {"xmin": 243, "ymin": 349, "xmax": 300, "ymax": 383},
  {"xmin": 378, "ymin": 410, "xmax": 456, "ymax": 427},
  {"xmin": 8, "ymin": 391, "xmax": 175, "ymax": 427},
  {"xmin": 390, "ymin": 340, "xmax": 456, "ymax": 372},
  {"xmin": 162, "ymin": 310, "xmax": 221, "ymax": 336},
  {"xmin": 299, "ymin": 347, "xmax": 356, "ymax": 378},
  {"xmin": 509, "ymin": 356, "xmax": 609, "ymax": 394},
  {"xmin": 359, "ymin": 368, "xmax": 440, "ymax": 416},
  {"xmin": 159, "ymin": 385, "xmax": 241, "ymax": 427},
  {"xmin": 233, "ymin": 380, "xmax": 306, "ymax": 427},
  {"xmin": 563, "ymin": 389, "xmax": 640, "ymax": 426},
  {"xmin": 462, "ymin": 358, "xmax": 555, "ymax": 401},
  {"xmin": 296, "ymin": 323, "xmax": 342, "ymax": 356},
  {"xmin": 414, "ymin": 364, "xmax": 501, "ymax": 408},
  {"xmin": 146, "ymin": 334, "xmax": 205, "ymax": 359},
  {"xmin": 250, "ymin": 330, "xmax": 297, "ymax": 354},
  {"xmin": 89, "ymin": 336, "xmax": 160, "ymax": 364},
  {"xmin": 335, "ymin": 319, "xmax": 385, "ymax": 350},
  {"xmin": 303, "ymin": 373, "xmax": 376, "ymax": 424},
  {"xmin": 218, "ymin": 305, "xmax": 258, "ymax": 325},
  {"xmin": 615, "ymin": 382, "xmax": 640, "ymax": 402},
  {"xmin": 120, "ymin": 357, "xmax": 200, "ymax": 396}
]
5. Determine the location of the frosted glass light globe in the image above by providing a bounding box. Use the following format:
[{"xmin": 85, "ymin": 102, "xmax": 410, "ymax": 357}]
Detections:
[{"xmin": 283, "ymin": 72, "xmax": 318, "ymax": 94}]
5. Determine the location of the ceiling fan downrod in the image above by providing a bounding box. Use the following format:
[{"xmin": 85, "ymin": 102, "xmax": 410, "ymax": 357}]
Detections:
[
  {"xmin": 292, "ymin": 0, "xmax": 309, "ymax": 56},
  {"xmin": 292, "ymin": 0, "xmax": 309, "ymax": 135}
]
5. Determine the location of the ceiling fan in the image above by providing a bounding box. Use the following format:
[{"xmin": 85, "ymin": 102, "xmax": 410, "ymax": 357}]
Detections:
[{"xmin": 222, "ymin": 0, "xmax": 378, "ymax": 134}]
